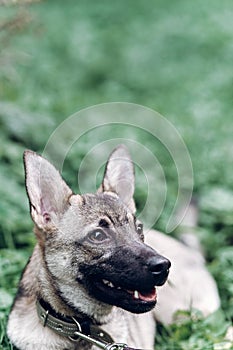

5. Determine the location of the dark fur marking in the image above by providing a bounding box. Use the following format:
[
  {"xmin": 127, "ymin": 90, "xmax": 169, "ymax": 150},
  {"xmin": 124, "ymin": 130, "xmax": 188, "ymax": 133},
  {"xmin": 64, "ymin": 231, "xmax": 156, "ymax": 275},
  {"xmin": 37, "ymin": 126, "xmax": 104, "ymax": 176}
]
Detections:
[{"xmin": 98, "ymin": 218, "xmax": 109, "ymax": 228}]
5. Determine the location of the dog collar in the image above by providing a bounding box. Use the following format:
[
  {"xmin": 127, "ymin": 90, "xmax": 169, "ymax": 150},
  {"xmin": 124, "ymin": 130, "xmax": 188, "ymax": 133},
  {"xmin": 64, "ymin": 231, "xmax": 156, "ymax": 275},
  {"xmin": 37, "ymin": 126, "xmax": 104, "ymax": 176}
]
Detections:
[
  {"xmin": 36, "ymin": 298, "xmax": 113, "ymax": 342},
  {"xmin": 36, "ymin": 299, "xmax": 134, "ymax": 349}
]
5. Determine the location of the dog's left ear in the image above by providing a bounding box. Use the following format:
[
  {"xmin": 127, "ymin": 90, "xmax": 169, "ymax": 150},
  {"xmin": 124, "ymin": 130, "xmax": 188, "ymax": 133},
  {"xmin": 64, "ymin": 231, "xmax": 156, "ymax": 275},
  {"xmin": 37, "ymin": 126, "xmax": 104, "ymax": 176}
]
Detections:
[{"xmin": 99, "ymin": 144, "xmax": 136, "ymax": 213}]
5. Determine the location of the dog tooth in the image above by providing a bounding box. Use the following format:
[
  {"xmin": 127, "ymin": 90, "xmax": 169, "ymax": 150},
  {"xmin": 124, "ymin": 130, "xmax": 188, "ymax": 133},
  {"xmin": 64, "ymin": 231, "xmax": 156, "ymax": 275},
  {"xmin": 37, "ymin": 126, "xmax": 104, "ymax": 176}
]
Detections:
[
  {"xmin": 103, "ymin": 279, "xmax": 109, "ymax": 285},
  {"xmin": 134, "ymin": 290, "xmax": 139, "ymax": 299},
  {"xmin": 109, "ymin": 282, "xmax": 114, "ymax": 288}
]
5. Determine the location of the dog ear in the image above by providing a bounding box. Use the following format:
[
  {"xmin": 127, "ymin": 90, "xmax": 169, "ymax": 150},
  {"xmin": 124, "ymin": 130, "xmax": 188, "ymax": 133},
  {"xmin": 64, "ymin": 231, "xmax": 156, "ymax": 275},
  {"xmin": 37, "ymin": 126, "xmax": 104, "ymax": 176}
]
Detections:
[
  {"xmin": 23, "ymin": 150, "xmax": 73, "ymax": 230},
  {"xmin": 99, "ymin": 145, "xmax": 136, "ymax": 213}
]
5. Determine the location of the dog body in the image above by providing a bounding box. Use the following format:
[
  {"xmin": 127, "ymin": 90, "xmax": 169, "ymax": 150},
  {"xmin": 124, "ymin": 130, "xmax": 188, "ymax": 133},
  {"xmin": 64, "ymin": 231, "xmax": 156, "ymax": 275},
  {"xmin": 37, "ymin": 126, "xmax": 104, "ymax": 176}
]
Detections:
[{"xmin": 7, "ymin": 146, "xmax": 220, "ymax": 350}]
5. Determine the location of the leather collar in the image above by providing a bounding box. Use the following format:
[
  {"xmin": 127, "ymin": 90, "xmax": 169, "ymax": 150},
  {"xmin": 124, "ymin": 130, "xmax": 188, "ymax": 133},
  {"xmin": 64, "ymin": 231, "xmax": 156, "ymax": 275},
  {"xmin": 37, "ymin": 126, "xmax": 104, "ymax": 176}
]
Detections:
[{"xmin": 36, "ymin": 298, "xmax": 114, "ymax": 344}]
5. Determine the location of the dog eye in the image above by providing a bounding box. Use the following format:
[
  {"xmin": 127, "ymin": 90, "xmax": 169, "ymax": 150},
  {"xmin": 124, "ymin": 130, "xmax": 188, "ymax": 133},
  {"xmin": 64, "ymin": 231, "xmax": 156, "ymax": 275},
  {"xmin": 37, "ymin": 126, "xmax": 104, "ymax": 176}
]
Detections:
[
  {"xmin": 136, "ymin": 222, "xmax": 143, "ymax": 234},
  {"xmin": 136, "ymin": 222, "xmax": 144, "ymax": 240},
  {"xmin": 88, "ymin": 230, "xmax": 109, "ymax": 243}
]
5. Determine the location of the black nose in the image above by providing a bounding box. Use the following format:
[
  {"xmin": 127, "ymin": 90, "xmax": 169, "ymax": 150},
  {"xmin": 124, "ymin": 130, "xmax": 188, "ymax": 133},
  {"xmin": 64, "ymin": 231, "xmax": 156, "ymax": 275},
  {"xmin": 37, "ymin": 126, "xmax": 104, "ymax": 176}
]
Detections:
[{"xmin": 147, "ymin": 255, "xmax": 171, "ymax": 286}]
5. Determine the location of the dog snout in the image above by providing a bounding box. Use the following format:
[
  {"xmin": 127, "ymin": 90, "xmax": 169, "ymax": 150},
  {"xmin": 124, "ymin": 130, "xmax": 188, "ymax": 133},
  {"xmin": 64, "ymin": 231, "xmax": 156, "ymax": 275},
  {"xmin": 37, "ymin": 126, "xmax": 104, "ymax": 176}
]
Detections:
[{"xmin": 147, "ymin": 255, "xmax": 171, "ymax": 286}]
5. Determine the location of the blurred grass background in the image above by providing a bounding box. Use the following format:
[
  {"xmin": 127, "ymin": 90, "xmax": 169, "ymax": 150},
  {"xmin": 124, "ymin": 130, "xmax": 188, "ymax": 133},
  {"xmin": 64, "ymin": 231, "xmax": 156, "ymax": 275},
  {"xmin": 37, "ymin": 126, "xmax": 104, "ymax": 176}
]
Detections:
[{"xmin": 0, "ymin": 0, "xmax": 233, "ymax": 349}]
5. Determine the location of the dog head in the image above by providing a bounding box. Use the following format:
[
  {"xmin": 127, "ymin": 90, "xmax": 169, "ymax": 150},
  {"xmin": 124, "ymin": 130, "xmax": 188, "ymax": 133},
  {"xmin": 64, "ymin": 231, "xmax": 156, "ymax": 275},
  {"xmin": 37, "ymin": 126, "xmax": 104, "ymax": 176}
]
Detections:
[{"xmin": 24, "ymin": 145, "xmax": 170, "ymax": 315}]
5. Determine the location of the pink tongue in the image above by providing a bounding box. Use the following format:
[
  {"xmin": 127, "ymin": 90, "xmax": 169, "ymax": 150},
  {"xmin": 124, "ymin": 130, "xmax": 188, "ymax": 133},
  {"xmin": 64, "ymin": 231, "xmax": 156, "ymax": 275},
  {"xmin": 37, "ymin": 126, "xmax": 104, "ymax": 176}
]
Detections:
[{"xmin": 138, "ymin": 288, "xmax": 156, "ymax": 302}]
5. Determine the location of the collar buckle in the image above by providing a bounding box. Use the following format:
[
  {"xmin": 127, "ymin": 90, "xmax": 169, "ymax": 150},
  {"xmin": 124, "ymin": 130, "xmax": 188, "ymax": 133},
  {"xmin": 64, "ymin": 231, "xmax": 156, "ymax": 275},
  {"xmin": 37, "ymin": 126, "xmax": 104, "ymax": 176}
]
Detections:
[
  {"xmin": 36, "ymin": 299, "xmax": 129, "ymax": 349},
  {"xmin": 69, "ymin": 316, "xmax": 122, "ymax": 349}
]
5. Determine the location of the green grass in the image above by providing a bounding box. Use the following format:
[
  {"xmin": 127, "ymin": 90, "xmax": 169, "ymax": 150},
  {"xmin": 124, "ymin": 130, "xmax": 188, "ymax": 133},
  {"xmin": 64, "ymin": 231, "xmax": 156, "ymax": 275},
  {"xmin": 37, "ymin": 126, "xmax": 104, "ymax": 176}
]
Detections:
[{"xmin": 0, "ymin": 0, "xmax": 233, "ymax": 349}]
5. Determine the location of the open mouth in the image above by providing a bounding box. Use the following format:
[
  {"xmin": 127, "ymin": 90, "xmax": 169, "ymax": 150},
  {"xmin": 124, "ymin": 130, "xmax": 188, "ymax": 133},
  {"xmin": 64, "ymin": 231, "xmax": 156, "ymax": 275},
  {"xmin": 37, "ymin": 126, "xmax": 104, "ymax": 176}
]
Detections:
[
  {"xmin": 102, "ymin": 279, "xmax": 157, "ymax": 303},
  {"xmin": 90, "ymin": 277, "xmax": 157, "ymax": 313}
]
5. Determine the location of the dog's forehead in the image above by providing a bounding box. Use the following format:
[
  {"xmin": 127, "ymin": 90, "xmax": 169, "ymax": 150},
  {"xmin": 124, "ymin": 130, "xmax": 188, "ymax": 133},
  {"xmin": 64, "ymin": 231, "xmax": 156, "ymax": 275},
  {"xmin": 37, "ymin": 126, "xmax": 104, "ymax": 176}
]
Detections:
[
  {"xmin": 79, "ymin": 193, "xmax": 131, "ymax": 224},
  {"xmin": 57, "ymin": 193, "xmax": 134, "ymax": 242}
]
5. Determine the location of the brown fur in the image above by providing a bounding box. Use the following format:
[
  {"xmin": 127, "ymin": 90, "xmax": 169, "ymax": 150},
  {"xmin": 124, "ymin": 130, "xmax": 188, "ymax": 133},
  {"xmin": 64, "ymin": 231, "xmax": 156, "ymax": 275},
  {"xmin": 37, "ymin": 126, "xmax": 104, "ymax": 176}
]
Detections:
[{"xmin": 7, "ymin": 145, "xmax": 220, "ymax": 350}]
